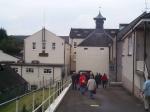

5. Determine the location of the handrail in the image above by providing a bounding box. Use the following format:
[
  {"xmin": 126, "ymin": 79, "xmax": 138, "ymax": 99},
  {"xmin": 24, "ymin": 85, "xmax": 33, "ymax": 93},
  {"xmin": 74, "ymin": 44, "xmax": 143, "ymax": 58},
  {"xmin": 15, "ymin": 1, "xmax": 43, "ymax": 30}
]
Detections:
[
  {"xmin": 0, "ymin": 77, "xmax": 63, "ymax": 107},
  {"xmin": 32, "ymin": 79, "xmax": 71, "ymax": 112}
]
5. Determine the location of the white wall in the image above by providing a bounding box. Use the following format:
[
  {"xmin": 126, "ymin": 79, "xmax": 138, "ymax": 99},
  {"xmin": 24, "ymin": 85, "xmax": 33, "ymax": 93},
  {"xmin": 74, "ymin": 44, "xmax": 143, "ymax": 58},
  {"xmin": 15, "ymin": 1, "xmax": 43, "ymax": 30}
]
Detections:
[
  {"xmin": 24, "ymin": 29, "xmax": 64, "ymax": 64},
  {"xmin": 121, "ymin": 31, "xmax": 143, "ymax": 98},
  {"xmin": 70, "ymin": 38, "xmax": 84, "ymax": 71},
  {"xmin": 65, "ymin": 44, "xmax": 71, "ymax": 76},
  {"xmin": 11, "ymin": 65, "xmax": 62, "ymax": 88},
  {"xmin": 76, "ymin": 47, "xmax": 109, "ymax": 76}
]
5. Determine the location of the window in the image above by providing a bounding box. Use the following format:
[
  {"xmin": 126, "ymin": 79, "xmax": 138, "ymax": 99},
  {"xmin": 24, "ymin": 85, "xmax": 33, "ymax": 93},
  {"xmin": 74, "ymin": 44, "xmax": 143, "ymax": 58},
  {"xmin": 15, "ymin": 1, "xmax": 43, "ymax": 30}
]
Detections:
[
  {"xmin": 84, "ymin": 48, "xmax": 88, "ymax": 50},
  {"xmin": 44, "ymin": 69, "xmax": 52, "ymax": 73},
  {"xmin": 77, "ymin": 34, "xmax": 81, "ymax": 36},
  {"xmin": 26, "ymin": 68, "xmax": 34, "ymax": 73},
  {"xmin": 13, "ymin": 68, "xmax": 18, "ymax": 72},
  {"xmin": 128, "ymin": 36, "xmax": 133, "ymax": 56},
  {"xmin": 52, "ymin": 43, "xmax": 56, "ymax": 50},
  {"xmin": 32, "ymin": 42, "xmax": 36, "ymax": 49},
  {"xmin": 74, "ymin": 42, "xmax": 77, "ymax": 48},
  {"xmin": 42, "ymin": 42, "xmax": 46, "ymax": 49}
]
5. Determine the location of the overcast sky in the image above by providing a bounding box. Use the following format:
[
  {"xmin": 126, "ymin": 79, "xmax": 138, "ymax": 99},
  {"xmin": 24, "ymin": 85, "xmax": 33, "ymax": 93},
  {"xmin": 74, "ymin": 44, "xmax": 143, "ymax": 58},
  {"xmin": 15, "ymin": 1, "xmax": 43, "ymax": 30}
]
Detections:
[{"xmin": 0, "ymin": 0, "xmax": 149, "ymax": 36}]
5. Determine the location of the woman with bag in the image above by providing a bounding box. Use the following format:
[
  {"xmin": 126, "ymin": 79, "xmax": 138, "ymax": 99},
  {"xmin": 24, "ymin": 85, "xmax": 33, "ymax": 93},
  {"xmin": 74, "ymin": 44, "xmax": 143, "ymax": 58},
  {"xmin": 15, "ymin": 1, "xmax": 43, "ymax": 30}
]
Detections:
[{"xmin": 87, "ymin": 75, "xmax": 96, "ymax": 99}]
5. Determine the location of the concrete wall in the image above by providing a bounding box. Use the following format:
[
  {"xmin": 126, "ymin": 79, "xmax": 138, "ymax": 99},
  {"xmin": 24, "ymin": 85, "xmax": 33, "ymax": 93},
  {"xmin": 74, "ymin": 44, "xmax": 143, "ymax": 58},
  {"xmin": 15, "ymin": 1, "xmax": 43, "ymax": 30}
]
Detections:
[
  {"xmin": 76, "ymin": 47, "xmax": 109, "ymax": 76},
  {"xmin": 64, "ymin": 44, "xmax": 71, "ymax": 76},
  {"xmin": 117, "ymin": 41, "xmax": 123, "ymax": 81},
  {"xmin": 70, "ymin": 38, "xmax": 84, "ymax": 71},
  {"xmin": 121, "ymin": 34, "xmax": 134, "ymax": 92},
  {"xmin": 11, "ymin": 65, "xmax": 62, "ymax": 88},
  {"xmin": 120, "ymin": 30, "xmax": 145, "ymax": 98},
  {"xmin": 24, "ymin": 29, "xmax": 64, "ymax": 64}
]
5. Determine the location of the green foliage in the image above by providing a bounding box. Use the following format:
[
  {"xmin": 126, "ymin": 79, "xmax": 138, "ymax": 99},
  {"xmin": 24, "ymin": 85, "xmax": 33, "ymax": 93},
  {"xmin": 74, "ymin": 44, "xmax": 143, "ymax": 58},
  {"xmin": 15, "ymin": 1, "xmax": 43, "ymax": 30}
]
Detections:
[
  {"xmin": 0, "ymin": 28, "xmax": 8, "ymax": 41},
  {"xmin": 0, "ymin": 28, "xmax": 23, "ymax": 55},
  {"xmin": 0, "ymin": 38, "xmax": 21, "ymax": 55}
]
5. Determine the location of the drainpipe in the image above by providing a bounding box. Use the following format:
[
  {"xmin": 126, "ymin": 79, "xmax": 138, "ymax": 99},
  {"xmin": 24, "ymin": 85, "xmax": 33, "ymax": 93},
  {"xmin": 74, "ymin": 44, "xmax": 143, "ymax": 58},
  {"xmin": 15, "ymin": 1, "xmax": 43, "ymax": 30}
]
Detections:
[
  {"xmin": 115, "ymin": 34, "xmax": 118, "ymax": 82},
  {"xmin": 64, "ymin": 43, "xmax": 66, "ymax": 79},
  {"xmin": 132, "ymin": 30, "xmax": 136, "ymax": 95},
  {"xmin": 144, "ymin": 21, "xmax": 147, "ymax": 80}
]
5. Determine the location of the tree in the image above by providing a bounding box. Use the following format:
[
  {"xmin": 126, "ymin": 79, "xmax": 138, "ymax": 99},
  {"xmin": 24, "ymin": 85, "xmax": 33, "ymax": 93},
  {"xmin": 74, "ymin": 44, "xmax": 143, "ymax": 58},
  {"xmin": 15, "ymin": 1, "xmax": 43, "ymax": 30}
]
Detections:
[
  {"xmin": 0, "ymin": 38, "xmax": 21, "ymax": 55},
  {"xmin": 0, "ymin": 28, "xmax": 8, "ymax": 41},
  {"xmin": 0, "ymin": 28, "xmax": 23, "ymax": 56}
]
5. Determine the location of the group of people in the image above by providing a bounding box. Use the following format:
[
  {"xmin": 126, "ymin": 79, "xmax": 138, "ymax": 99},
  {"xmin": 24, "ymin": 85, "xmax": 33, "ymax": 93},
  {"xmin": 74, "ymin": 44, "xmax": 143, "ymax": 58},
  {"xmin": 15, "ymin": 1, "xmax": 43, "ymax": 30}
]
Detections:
[{"xmin": 71, "ymin": 71, "xmax": 108, "ymax": 99}]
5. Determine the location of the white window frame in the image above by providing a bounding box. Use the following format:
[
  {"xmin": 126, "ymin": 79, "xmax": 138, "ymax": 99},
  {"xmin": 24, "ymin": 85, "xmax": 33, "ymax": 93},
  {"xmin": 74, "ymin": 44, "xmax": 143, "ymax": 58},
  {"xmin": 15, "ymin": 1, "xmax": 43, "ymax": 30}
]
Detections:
[
  {"xmin": 26, "ymin": 68, "xmax": 34, "ymax": 73},
  {"xmin": 13, "ymin": 68, "xmax": 18, "ymax": 72},
  {"xmin": 52, "ymin": 43, "xmax": 56, "ymax": 50},
  {"xmin": 32, "ymin": 42, "xmax": 36, "ymax": 49},
  {"xmin": 43, "ymin": 69, "xmax": 52, "ymax": 74}
]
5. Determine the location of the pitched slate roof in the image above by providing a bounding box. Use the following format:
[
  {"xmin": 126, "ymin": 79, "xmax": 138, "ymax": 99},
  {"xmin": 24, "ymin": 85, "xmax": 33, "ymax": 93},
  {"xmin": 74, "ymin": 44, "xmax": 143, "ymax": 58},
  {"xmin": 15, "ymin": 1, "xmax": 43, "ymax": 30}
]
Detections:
[
  {"xmin": 70, "ymin": 28, "xmax": 118, "ymax": 39},
  {"xmin": 70, "ymin": 28, "xmax": 94, "ymax": 39},
  {"xmin": 78, "ymin": 29, "xmax": 113, "ymax": 47},
  {"xmin": 117, "ymin": 12, "xmax": 150, "ymax": 40}
]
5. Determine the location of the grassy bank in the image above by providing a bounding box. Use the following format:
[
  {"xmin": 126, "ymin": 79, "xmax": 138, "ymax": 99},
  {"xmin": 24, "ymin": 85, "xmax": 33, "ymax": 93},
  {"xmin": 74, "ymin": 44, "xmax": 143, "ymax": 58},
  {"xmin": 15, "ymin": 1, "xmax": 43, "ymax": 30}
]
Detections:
[{"xmin": 0, "ymin": 88, "xmax": 52, "ymax": 112}]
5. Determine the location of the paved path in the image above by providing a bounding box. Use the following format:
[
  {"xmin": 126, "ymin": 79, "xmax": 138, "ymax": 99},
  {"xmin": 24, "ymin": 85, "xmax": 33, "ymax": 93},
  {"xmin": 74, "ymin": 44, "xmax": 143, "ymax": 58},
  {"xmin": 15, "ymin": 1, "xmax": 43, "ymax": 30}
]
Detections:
[{"xmin": 56, "ymin": 86, "xmax": 145, "ymax": 112}]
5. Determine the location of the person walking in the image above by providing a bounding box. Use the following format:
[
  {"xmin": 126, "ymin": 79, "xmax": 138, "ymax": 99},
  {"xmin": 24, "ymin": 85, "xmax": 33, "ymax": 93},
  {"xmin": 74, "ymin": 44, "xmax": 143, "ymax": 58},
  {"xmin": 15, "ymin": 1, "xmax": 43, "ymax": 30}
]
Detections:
[
  {"xmin": 95, "ymin": 73, "xmax": 100, "ymax": 88},
  {"xmin": 87, "ymin": 75, "xmax": 96, "ymax": 99},
  {"xmin": 76, "ymin": 72, "xmax": 80, "ymax": 90},
  {"xmin": 79, "ymin": 72, "xmax": 87, "ymax": 95},
  {"xmin": 71, "ymin": 72, "xmax": 77, "ymax": 90},
  {"xmin": 101, "ymin": 73, "xmax": 108, "ymax": 88},
  {"xmin": 143, "ymin": 76, "xmax": 150, "ymax": 111}
]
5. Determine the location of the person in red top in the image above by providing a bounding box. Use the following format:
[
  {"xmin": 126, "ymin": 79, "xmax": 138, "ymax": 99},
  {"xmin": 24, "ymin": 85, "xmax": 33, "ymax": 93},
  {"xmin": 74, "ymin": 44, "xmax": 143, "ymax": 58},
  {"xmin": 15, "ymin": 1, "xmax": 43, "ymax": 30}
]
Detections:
[
  {"xmin": 101, "ymin": 73, "xmax": 108, "ymax": 88},
  {"xmin": 79, "ymin": 72, "xmax": 87, "ymax": 95}
]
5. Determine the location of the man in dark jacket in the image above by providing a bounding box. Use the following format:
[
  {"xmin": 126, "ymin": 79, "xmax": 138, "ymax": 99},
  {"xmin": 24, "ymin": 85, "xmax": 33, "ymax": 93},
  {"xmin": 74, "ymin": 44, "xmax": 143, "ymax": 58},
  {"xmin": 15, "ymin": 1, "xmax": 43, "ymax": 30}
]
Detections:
[
  {"xmin": 95, "ymin": 73, "xmax": 100, "ymax": 88},
  {"xmin": 71, "ymin": 72, "xmax": 77, "ymax": 90}
]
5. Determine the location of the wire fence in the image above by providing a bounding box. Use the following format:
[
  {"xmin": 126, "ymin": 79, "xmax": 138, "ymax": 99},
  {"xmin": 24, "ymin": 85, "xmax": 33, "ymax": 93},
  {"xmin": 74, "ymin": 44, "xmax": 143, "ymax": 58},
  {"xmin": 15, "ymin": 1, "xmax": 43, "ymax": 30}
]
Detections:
[{"xmin": 0, "ymin": 77, "xmax": 71, "ymax": 112}]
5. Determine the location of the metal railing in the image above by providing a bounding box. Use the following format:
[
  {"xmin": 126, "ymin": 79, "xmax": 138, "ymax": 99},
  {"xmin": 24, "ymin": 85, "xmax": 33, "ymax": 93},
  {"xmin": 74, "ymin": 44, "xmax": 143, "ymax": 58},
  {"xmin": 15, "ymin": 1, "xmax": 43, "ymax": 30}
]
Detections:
[
  {"xmin": 32, "ymin": 79, "xmax": 71, "ymax": 112},
  {"xmin": 0, "ymin": 77, "xmax": 71, "ymax": 112}
]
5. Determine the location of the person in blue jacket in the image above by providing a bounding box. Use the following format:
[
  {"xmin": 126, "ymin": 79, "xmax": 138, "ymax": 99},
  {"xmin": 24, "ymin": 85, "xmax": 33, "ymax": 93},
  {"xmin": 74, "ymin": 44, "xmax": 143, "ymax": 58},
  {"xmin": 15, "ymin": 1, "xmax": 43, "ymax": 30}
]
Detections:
[{"xmin": 143, "ymin": 76, "xmax": 150, "ymax": 111}]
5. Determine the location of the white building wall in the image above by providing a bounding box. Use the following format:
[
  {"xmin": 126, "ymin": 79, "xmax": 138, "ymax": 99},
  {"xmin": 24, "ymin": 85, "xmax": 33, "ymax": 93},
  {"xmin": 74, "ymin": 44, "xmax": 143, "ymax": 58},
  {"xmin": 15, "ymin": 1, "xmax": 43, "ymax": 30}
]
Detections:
[
  {"xmin": 24, "ymin": 29, "xmax": 64, "ymax": 64},
  {"xmin": 11, "ymin": 65, "xmax": 62, "ymax": 88},
  {"xmin": 76, "ymin": 47, "xmax": 109, "ymax": 76},
  {"xmin": 121, "ymin": 32, "xmax": 142, "ymax": 98},
  {"xmin": 70, "ymin": 38, "xmax": 84, "ymax": 71},
  {"xmin": 121, "ymin": 37, "xmax": 134, "ymax": 92},
  {"xmin": 65, "ymin": 44, "xmax": 71, "ymax": 76}
]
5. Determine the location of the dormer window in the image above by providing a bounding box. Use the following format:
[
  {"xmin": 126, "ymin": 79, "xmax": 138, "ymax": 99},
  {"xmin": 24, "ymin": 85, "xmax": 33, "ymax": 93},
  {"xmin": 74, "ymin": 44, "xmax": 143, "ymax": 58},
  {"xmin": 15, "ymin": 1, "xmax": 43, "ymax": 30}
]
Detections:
[
  {"xmin": 52, "ymin": 43, "xmax": 56, "ymax": 50},
  {"xmin": 77, "ymin": 34, "xmax": 81, "ymax": 36},
  {"xmin": 32, "ymin": 42, "xmax": 36, "ymax": 49}
]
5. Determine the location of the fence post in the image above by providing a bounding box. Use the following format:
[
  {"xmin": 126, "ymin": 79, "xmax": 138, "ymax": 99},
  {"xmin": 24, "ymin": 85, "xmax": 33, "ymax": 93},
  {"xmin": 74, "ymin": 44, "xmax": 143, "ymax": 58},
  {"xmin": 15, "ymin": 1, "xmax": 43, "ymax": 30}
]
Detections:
[
  {"xmin": 16, "ymin": 97, "xmax": 19, "ymax": 112},
  {"xmin": 49, "ymin": 80, "xmax": 51, "ymax": 105},
  {"xmin": 42, "ymin": 87, "xmax": 45, "ymax": 112},
  {"xmin": 32, "ymin": 92, "xmax": 35, "ymax": 111}
]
